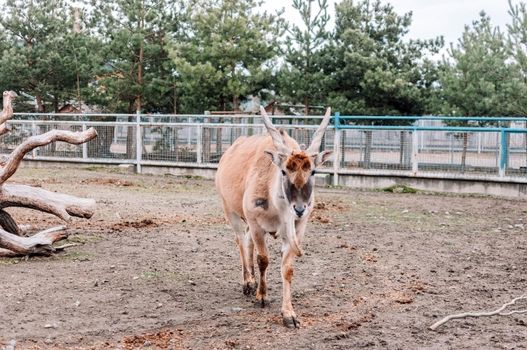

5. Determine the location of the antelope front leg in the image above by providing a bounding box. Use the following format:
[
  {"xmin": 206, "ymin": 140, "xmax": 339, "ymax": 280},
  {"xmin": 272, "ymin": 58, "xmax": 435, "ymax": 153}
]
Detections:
[
  {"xmin": 228, "ymin": 213, "xmax": 256, "ymax": 295},
  {"xmin": 280, "ymin": 219, "xmax": 303, "ymax": 328},
  {"xmin": 249, "ymin": 223, "xmax": 270, "ymax": 307},
  {"xmin": 243, "ymin": 226, "xmax": 256, "ymax": 295},
  {"xmin": 281, "ymin": 243, "xmax": 299, "ymax": 328}
]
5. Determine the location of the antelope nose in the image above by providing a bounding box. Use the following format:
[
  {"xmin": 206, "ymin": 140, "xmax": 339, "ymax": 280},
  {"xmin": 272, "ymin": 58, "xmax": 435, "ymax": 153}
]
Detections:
[{"xmin": 294, "ymin": 205, "xmax": 305, "ymax": 217}]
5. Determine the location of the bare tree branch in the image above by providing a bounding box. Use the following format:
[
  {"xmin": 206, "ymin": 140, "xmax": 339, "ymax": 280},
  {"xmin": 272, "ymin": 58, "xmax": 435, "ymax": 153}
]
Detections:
[
  {"xmin": 0, "ymin": 128, "xmax": 97, "ymax": 184},
  {"xmin": 430, "ymin": 293, "xmax": 527, "ymax": 330},
  {"xmin": 0, "ymin": 90, "xmax": 17, "ymax": 135}
]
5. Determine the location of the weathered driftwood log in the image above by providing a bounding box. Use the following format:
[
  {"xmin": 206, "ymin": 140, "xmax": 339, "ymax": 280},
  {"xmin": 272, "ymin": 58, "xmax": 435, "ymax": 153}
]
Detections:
[
  {"xmin": 0, "ymin": 91, "xmax": 16, "ymax": 136},
  {"xmin": 0, "ymin": 184, "xmax": 96, "ymax": 221},
  {"xmin": 0, "ymin": 226, "xmax": 67, "ymax": 256},
  {"xmin": 0, "ymin": 91, "xmax": 98, "ymax": 257}
]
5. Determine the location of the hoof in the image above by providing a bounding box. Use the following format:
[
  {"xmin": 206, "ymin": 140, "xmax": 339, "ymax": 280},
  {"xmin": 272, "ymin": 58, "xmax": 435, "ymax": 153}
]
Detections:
[
  {"xmin": 254, "ymin": 297, "xmax": 270, "ymax": 308},
  {"xmin": 282, "ymin": 315, "xmax": 300, "ymax": 329},
  {"xmin": 243, "ymin": 282, "xmax": 257, "ymax": 296}
]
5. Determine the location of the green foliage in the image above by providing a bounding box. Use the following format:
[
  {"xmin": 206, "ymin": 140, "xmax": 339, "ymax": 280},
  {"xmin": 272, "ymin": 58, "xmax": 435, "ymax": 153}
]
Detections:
[
  {"xmin": 322, "ymin": 0, "xmax": 443, "ymax": 122},
  {"xmin": 277, "ymin": 0, "xmax": 330, "ymax": 113},
  {"xmin": 170, "ymin": 0, "xmax": 284, "ymax": 113},
  {"xmin": 437, "ymin": 12, "xmax": 523, "ymax": 123},
  {"xmin": 0, "ymin": 0, "xmax": 102, "ymax": 112},
  {"xmin": 383, "ymin": 184, "xmax": 418, "ymax": 194},
  {"xmin": 0, "ymin": 0, "xmax": 524, "ymax": 118},
  {"xmin": 89, "ymin": 0, "xmax": 183, "ymax": 113},
  {"xmin": 506, "ymin": 0, "xmax": 527, "ymax": 116}
]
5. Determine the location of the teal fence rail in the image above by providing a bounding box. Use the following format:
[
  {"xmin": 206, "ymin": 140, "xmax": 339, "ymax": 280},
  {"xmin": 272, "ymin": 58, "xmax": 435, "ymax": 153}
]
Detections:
[{"xmin": 332, "ymin": 113, "xmax": 527, "ymax": 184}]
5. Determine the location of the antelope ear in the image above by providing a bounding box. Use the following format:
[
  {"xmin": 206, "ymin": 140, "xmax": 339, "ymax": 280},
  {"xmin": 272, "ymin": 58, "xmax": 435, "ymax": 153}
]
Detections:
[
  {"xmin": 311, "ymin": 150, "xmax": 332, "ymax": 166},
  {"xmin": 264, "ymin": 149, "xmax": 287, "ymax": 167}
]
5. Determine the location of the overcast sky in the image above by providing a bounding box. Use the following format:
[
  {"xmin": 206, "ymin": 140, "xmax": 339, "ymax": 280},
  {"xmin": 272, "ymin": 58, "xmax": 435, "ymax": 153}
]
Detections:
[{"xmin": 262, "ymin": 0, "xmax": 512, "ymax": 46}]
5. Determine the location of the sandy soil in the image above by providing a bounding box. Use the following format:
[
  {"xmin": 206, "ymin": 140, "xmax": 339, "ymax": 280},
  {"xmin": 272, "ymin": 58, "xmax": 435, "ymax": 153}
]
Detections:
[{"xmin": 1, "ymin": 165, "xmax": 527, "ymax": 350}]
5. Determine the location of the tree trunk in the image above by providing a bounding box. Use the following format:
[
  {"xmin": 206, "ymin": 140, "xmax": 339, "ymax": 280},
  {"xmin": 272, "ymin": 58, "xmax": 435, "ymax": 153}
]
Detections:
[
  {"xmin": 172, "ymin": 81, "xmax": 178, "ymax": 114},
  {"xmin": 363, "ymin": 130, "xmax": 373, "ymax": 169},
  {"xmin": 126, "ymin": 101, "xmax": 135, "ymax": 159},
  {"xmin": 53, "ymin": 95, "xmax": 59, "ymax": 113},
  {"xmin": 203, "ymin": 115, "xmax": 211, "ymax": 163},
  {"xmin": 35, "ymin": 95, "xmax": 45, "ymax": 113},
  {"xmin": 461, "ymin": 132, "xmax": 469, "ymax": 173},
  {"xmin": 216, "ymin": 118, "xmax": 223, "ymax": 157}
]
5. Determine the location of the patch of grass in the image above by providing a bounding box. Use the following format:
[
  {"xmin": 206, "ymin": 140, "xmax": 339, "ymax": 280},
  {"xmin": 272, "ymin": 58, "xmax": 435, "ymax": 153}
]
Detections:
[
  {"xmin": 141, "ymin": 271, "xmax": 161, "ymax": 279},
  {"xmin": 63, "ymin": 251, "xmax": 93, "ymax": 262},
  {"xmin": 83, "ymin": 165, "xmax": 132, "ymax": 174},
  {"xmin": 0, "ymin": 257, "xmax": 21, "ymax": 265},
  {"xmin": 325, "ymin": 185, "xmax": 347, "ymax": 190},
  {"xmin": 383, "ymin": 184, "xmax": 418, "ymax": 194},
  {"xmin": 66, "ymin": 234, "xmax": 102, "ymax": 244},
  {"xmin": 84, "ymin": 166, "xmax": 107, "ymax": 172},
  {"xmin": 182, "ymin": 175, "xmax": 204, "ymax": 180}
]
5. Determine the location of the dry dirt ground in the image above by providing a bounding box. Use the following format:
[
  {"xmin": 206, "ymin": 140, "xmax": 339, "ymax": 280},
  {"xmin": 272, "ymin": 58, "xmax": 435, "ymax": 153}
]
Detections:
[{"xmin": 1, "ymin": 165, "xmax": 527, "ymax": 350}]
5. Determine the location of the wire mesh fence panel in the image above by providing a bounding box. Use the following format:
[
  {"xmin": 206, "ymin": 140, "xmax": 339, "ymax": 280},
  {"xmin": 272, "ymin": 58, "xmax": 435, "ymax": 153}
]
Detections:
[
  {"xmin": 417, "ymin": 131, "xmax": 500, "ymax": 175},
  {"xmin": 0, "ymin": 122, "xmax": 33, "ymax": 154},
  {"xmin": 204, "ymin": 124, "xmax": 268, "ymax": 163},
  {"xmin": 4, "ymin": 113, "xmax": 527, "ymax": 181},
  {"xmin": 506, "ymin": 132, "xmax": 527, "ymax": 176},
  {"xmin": 39, "ymin": 123, "xmax": 84, "ymax": 158},
  {"xmin": 340, "ymin": 129, "xmax": 413, "ymax": 171},
  {"xmin": 84, "ymin": 123, "xmax": 135, "ymax": 161},
  {"xmin": 2, "ymin": 122, "xmax": 86, "ymax": 159},
  {"xmin": 320, "ymin": 127, "xmax": 335, "ymax": 169},
  {"xmin": 141, "ymin": 124, "xmax": 198, "ymax": 163}
]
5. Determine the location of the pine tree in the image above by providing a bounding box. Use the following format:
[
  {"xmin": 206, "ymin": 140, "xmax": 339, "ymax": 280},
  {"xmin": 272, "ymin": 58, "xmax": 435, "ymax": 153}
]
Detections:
[
  {"xmin": 438, "ymin": 12, "xmax": 522, "ymax": 171},
  {"xmin": 89, "ymin": 0, "xmax": 183, "ymax": 113},
  {"xmin": 278, "ymin": 0, "xmax": 330, "ymax": 115},
  {"xmin": 171, "ymin": 0, "xmax": 283, "ymax": 113},
  {"xmin": 0, "ymin": 0, "xmax": 102, "ymax": 112}
]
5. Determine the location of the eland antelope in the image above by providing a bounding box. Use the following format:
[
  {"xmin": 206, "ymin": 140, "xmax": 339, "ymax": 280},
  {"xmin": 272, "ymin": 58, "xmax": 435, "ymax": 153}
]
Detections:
[{"xmin": 215, "ymin": 106, "xmax": 332, "ymax": 328}]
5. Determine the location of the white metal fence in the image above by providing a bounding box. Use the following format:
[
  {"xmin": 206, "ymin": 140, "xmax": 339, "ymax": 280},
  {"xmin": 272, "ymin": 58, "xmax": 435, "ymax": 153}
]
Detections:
[{"xmin": 6, "ymin": 113, "xmax": 527, "ymax": 184}]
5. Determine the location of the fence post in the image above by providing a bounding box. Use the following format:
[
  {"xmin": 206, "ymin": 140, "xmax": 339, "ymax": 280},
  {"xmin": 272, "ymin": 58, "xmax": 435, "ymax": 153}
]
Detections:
[
  {"xmin": 136, "ymin": 112, "xmax": 142, "ymax": 173},
  {"xmin": 499, "ymin": 130, "xmax": 508, "ymax": 177},
  {"xmin": 196, "ymin": 124, "xmax": 203, "ymax": 164},
  {"xmin": 332, "ymin": 112, "xmax": 341, "ymax": 186},
  {"xmin": 411, "ymin": 128, "xmax": 418, "ymax": 175},
  {"xmin": 82, "ymin": 123, "xmax": 88, "ymax": 160}
]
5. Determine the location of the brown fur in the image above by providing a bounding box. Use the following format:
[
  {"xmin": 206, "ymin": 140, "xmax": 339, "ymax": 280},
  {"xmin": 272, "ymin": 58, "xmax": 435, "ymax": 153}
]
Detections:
[
  {"xmin": 284, "ymin": 266, "xmax": 294, "ymax": 283},
  {"xmin": 257, "ymin": 254, "xmax": 269, "ymax": 273},
  {"xmin": 216, "ymin": 132, "xmax": 301, "ymax": 221},
  {"xmin": 285, "ymin": 152, "xmax": 313, "ymax": 189}
]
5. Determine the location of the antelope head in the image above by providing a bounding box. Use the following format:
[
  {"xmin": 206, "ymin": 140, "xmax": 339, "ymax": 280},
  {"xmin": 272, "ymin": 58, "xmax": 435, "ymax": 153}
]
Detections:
[{"xmin": 260, "ymin": 107, "xmax": 332, "ymax": 219}]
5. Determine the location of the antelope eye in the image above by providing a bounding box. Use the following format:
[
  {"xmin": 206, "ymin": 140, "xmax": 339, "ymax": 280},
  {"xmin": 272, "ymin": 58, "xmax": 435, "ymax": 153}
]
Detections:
[
  {"xmin": 281, "ymin": 170, "xmax": 286, "ymax": 176},
  {"xmin": 311, "ymin": 169, "xmax": 316, "ymax": 176}
]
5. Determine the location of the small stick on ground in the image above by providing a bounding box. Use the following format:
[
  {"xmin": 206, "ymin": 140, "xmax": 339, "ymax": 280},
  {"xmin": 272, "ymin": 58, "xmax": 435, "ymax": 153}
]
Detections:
[{"xmin": 430, "ymin": 293, "xmax": 527, "ymax": 330}]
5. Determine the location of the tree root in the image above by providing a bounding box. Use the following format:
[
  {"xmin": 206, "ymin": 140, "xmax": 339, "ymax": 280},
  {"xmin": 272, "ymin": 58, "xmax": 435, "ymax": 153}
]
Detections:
[{"xmin": 0, "ymin": 225, "xmax": 68, "ymax": 256}]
